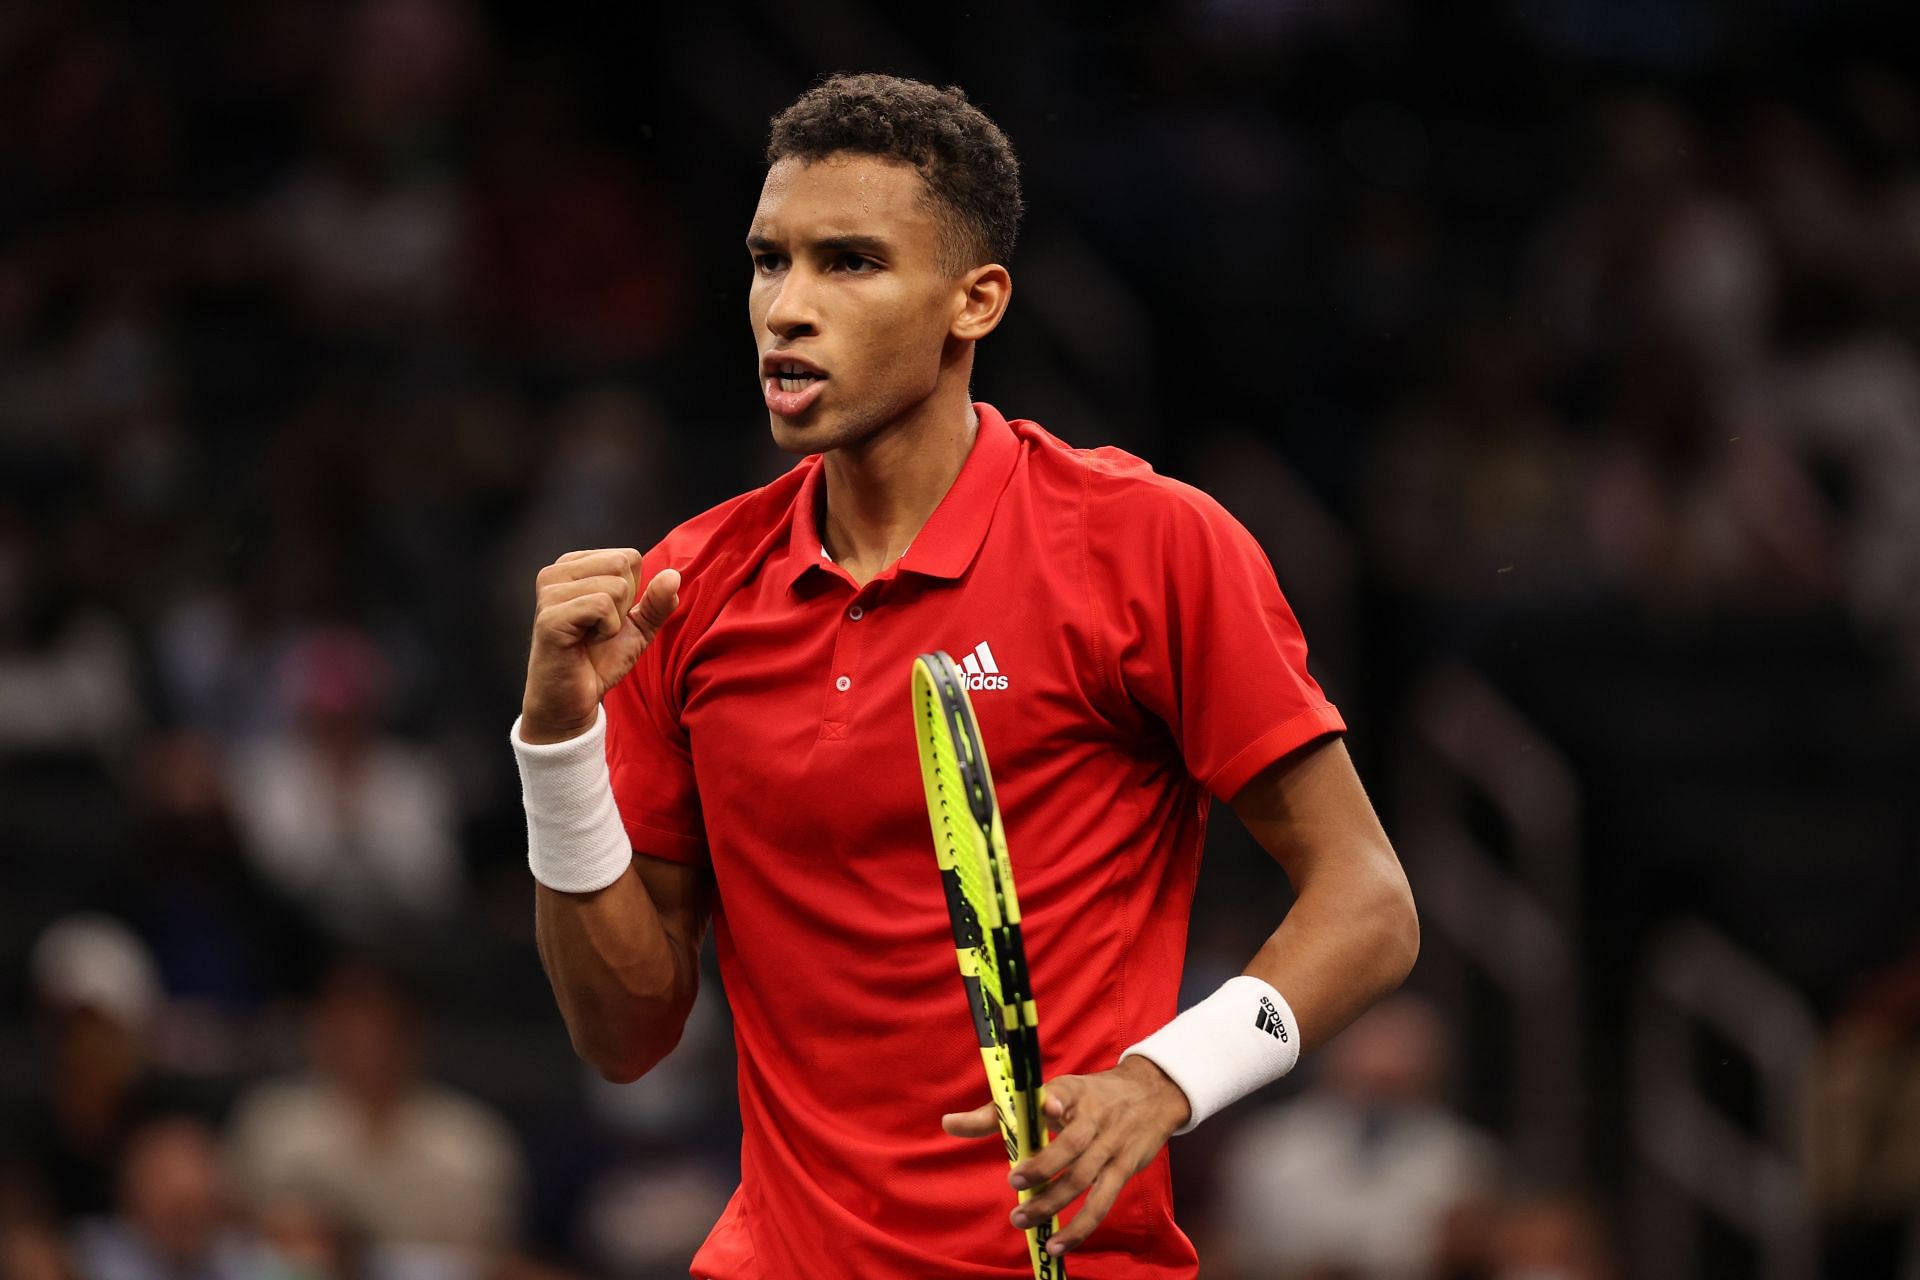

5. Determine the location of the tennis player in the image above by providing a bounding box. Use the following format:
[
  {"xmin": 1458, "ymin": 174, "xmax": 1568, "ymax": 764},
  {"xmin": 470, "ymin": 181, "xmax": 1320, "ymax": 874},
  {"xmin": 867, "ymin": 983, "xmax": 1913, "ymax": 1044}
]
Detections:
[{"xmin": 513, "ymin": 73, "xmax": 1418, "ymax": 1278}]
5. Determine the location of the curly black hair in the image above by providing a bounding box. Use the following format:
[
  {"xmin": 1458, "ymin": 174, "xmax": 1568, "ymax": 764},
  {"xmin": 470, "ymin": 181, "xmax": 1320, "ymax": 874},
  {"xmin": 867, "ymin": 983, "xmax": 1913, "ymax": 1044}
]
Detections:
[{"xmin": 767, "ymin": 73, "xmax": 1024, "ymax": 273}]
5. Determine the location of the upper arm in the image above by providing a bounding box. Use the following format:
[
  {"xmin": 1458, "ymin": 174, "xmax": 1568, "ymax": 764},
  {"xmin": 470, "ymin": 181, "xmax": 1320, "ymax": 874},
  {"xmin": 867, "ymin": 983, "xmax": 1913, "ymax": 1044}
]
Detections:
[
  {"xmin": 1227, "ymin": 735, "xmax": 1402, "ymax": 892},
  {"xmin": 631, "ymin": 851, "xmax": 714, "ymax": 978}
]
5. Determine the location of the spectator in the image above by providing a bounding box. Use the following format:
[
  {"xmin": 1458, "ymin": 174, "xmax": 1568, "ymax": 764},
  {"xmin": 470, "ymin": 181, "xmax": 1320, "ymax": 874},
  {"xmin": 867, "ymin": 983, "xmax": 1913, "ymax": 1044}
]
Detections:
[
  {"xmin": 0, "ymin": 1217, "xmax": 78, "ymax": 1280},
  {"xmin": 1213, "ymin": 996, "xmax": 1499, "ymax": 1280},
  {"xmin": 258, "ymin": 0, "xmax": 482, "ymax": 336},
  {"xmin": 1771, "ymin": 321, "xmax": 1920, "ymax": 685},
  {"xmin": 6, "ymin": 916, "xmax": 195, "ymax": 1222},
  {"xmin": 1362, "ymin": 317, "xmax": 1595, "ymax": 610},
  {"xmin": 107, "ymin": 731, "xmax": 327, "ymax": 1016},
  {"xmin": 1808, "ymin": 935, "xmax": 1920, "ymax": 1276},
  {"xmin": 463, "ymin": 74, "xmax": 690, "ymax": 361},
  {"xmin": 224, "ymin": 626, "xmax": 463, "ymax": 945},
  {"xmin": 1485, "ymin": 1195, "xmax": 1616, "ymax": 1280},
  {"xmin": 0, "ymin": 512, "xmax": 143, "ymax": 761},
  {"xmin": 68, "ymin": 1117, "xmax": 263, "ymax": 1280},
  {"xmin": 254, "ymin": 1195, "xmax": 368, "ymax": 1280},
  {"xmin": 225, "ymin": 961, "xmax": 526, "ymax": 1259},
  {"xmin": 1584, "ymin": 343, "xmax": 1835, "ymax": 613}
]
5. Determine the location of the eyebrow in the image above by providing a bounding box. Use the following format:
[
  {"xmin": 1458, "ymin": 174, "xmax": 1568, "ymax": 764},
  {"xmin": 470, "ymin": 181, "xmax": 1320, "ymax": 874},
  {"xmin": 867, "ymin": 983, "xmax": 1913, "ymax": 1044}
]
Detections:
[{"xmin": 746, "ymin": 233, "xmax": 892, "ymax": 255}]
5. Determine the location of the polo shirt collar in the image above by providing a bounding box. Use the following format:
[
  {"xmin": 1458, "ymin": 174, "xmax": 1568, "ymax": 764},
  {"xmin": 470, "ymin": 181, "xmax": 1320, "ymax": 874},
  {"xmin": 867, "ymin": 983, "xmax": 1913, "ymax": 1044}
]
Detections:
[{"xmin": 781, "ymin": 402, "xmax": 1019, "ymax": 589}]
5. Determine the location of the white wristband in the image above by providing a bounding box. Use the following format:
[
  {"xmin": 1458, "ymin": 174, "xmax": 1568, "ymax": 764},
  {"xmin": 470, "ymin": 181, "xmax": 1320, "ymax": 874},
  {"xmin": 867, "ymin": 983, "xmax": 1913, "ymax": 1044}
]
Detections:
[
  {"xmin": 1120, "ymin": 975, "xmax": 1301, "ymax": 1134},
  {"xmin": 511, "ymin": 706, "xmax": 634, "ymax": 893}
]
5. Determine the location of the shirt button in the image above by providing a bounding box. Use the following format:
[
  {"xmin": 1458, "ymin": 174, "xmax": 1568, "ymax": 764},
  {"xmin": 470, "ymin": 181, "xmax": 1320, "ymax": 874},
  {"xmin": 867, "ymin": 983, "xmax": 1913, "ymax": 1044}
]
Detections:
[
  {"xmin": 847, "ymin": 606, "xmax": 864, "ymax": 621},
  {"xmin": 835, "ymin": 675, "xmax": 851, "ymax": 692}
]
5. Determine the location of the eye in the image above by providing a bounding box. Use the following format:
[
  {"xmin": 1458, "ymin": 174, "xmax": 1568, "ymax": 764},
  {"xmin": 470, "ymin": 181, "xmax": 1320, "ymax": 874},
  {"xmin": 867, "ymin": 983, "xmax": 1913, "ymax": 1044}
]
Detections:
[
  {"xmin": 753, "ymin": 253, "xmax": 786, "ymax": 274},
  {"xmin": 834, "ymin": 254, "xmax": 878, "ymax": 273}
]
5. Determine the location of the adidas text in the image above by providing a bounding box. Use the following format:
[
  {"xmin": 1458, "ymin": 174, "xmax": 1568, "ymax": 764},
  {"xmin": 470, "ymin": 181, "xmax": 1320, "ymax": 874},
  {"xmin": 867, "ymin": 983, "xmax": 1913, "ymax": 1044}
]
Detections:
[
  {"xmin": 1255, "ymin": 995, "xmax": 1290, "ymax": 1042},
  {"xmin": 957, "ymin": 641, "xmax": 1009, "ymax": 692}
]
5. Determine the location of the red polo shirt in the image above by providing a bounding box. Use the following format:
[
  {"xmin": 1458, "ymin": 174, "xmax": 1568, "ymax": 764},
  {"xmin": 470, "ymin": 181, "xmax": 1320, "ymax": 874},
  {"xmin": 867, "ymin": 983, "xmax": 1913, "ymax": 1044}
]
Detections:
[{"xmin": 602, "ymin": 404, "xmax": 1344, "ymax": 1279}]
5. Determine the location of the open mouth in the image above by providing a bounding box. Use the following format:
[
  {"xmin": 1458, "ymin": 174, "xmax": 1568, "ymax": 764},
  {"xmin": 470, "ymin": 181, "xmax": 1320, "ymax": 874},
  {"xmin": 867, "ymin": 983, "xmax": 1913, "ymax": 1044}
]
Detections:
[
  {"xmin": 768, "ymin": 362, "xmax": 826, "ymax": 392},
  {"xmin": 763, "ymin": 361, "xmax": 829, "ymax": 417}
]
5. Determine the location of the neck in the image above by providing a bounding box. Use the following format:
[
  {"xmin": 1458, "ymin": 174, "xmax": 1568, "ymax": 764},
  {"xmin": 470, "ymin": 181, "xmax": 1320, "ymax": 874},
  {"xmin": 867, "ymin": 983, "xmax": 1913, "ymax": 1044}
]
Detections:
[{"xmin": 820, "ymin": 380, "xmax": 978, "ymax": 585}]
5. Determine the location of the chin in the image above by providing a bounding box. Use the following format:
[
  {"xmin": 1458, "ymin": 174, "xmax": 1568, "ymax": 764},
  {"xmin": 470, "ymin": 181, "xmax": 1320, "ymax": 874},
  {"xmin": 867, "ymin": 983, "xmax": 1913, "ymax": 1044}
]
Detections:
[
  {"xmin": 767, "ymin": 414, "xmax": 827, "ymax": 455},
  {"xmin": 768, "ymin": 403, "xmax": 881, "ymax": 456}
]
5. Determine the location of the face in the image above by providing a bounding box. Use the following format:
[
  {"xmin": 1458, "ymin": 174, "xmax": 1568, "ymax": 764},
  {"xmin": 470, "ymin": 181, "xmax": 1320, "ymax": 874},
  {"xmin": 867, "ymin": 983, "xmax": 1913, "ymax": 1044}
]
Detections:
[
  {"xmin": 122, "ymin": 1120, "xmax": 225, "ymax": 1263},
  {"xmin": 747, "ymin": 153, "xmax": 973, "ymax": 454},
  {"xmin": 309, "ymin": 972, "xmax": 418, "ymax": 1102}
]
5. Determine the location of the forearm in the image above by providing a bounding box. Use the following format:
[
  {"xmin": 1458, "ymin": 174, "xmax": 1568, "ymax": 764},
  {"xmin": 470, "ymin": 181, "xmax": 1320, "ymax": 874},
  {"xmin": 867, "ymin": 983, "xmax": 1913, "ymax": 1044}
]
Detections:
[
  {"xmin": 1243, "ymin": 845, "xmax": 1418, "ymax": 1053},
  {"xmin": 515, "ymin": 547, "xmax": 701, "ymax": 1080},
  {"xmin": 534, "ymin": 869, "xmax": 698, "ymax": 1082}
]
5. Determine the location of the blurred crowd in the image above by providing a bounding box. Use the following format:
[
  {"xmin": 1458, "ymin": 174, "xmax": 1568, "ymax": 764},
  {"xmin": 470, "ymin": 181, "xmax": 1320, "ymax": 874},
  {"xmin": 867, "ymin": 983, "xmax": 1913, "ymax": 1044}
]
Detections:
[{"xmin": 2, "ymin": 0, "xmax": 1917, "ymax": 1277}]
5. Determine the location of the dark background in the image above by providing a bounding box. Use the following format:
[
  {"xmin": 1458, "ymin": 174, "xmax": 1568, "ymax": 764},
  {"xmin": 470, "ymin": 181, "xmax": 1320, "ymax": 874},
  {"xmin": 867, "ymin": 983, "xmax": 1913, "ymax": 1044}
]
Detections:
[{"xmin": 2, "ymin": 1, "xmax": 1917, "ymax": 1278}]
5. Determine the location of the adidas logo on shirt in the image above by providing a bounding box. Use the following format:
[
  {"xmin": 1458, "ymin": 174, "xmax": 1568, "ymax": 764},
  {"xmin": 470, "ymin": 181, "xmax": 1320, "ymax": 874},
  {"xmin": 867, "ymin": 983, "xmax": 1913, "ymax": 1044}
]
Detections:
[{"xmin": 957, "ymin": 641, "xmax": 1009, "ymax": 691}]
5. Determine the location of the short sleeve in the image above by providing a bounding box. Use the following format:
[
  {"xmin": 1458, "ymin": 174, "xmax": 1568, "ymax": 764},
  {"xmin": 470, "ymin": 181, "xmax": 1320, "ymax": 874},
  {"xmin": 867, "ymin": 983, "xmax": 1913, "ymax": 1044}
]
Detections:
[
  {"xmin": 602, "ymin": 547, "xmax": 707, "ymax": 864},
  {"xmin": 1096, "ymin": 477, "xmax": 1345, "ymax": 801}
]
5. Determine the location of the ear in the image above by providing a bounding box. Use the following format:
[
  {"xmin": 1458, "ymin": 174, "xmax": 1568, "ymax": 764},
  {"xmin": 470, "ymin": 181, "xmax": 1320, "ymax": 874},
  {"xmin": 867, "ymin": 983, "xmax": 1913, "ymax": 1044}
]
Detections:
[{"xmin": 950, "ymin": 263, "xmax": 1013, "ymax": 342}]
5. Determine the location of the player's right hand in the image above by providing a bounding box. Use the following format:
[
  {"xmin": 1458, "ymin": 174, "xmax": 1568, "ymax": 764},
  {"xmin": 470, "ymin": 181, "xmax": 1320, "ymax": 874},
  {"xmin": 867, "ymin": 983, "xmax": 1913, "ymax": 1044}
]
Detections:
[{"xmin": 521, "ymin": 549, "xmax": 680, "ymax": 744}]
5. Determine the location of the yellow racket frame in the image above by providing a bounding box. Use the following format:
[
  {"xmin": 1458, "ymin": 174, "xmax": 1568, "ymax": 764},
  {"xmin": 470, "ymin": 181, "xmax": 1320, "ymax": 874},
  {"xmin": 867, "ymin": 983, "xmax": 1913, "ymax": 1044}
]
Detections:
[{"xmin": 913, "ymin": 651, "xmax": 1061, "ymax": 1279}]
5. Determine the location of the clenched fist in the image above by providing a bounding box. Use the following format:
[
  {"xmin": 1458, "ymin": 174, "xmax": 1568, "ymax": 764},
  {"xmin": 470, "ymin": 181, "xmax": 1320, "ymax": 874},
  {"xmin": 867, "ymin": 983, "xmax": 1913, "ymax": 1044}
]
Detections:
[{"xmin": 521, "ymin": 548, "xmax": 681, "ymax": 745}]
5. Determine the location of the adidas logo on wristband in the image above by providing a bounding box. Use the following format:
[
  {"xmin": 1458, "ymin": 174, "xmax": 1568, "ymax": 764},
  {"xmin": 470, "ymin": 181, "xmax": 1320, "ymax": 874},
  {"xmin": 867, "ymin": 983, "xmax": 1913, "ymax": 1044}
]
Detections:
[
  {"xmin": 1121, "ymin": 976, "xmax": 1302, "ymax": 1134},
  {"xmin": 1254, "ymin": 995, "xmax": 1290, "ymax": 1042}
]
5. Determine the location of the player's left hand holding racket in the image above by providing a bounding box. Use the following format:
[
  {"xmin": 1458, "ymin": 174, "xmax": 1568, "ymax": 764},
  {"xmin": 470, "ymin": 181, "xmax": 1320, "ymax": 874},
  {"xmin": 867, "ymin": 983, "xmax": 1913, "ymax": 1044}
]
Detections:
[
  {"xmin": 946, "ymin": 1054, "xmax": 1193, "ymax": 1259},
  {"xmin": 917, "ymin": 654, "xmax": 1191, "ymax": 1267}
]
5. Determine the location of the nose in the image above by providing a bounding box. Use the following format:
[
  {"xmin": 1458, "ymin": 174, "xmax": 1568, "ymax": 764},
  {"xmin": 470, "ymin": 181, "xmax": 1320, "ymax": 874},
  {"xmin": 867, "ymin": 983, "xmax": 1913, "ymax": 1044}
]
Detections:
[{"xmin": 764, "ymin": 266, "xmax": 819, "ymax": 339}]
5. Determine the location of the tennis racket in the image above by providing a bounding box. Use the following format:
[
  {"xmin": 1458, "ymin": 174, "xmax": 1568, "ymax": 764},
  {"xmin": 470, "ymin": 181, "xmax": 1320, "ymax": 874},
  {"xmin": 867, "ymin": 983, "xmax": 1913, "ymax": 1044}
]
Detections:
[{"xmin": 912, "ymin": 651, "xmax": 1062, "ymax": 1280}]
